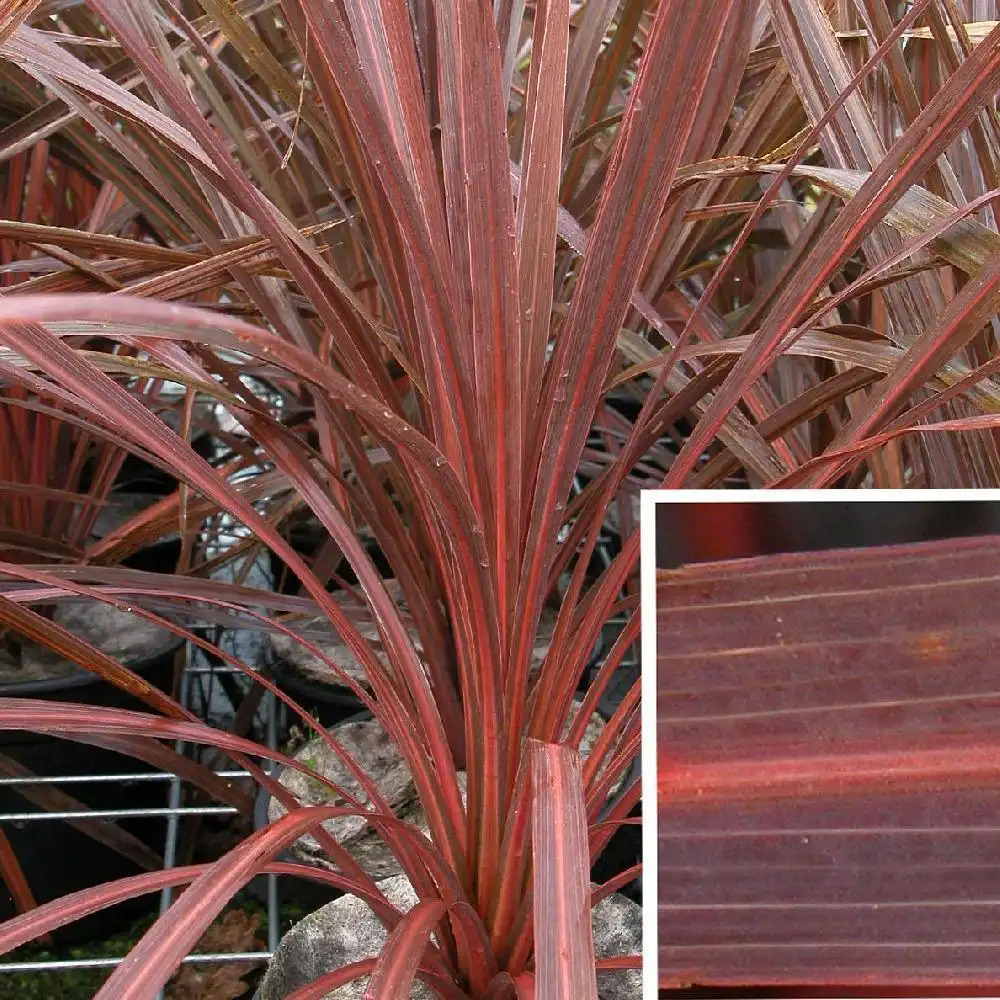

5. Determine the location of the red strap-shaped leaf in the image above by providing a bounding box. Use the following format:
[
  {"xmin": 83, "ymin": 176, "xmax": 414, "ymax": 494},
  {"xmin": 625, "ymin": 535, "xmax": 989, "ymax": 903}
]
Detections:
[{"xmin": 530, "ymin": 740, "xmax": 598, "ymax": 1000}]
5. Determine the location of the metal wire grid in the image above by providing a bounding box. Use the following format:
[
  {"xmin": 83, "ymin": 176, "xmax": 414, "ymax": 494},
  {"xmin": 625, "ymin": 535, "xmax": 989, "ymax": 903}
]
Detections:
[{"xmin": 0, "ymin": 649, "xmax": 282, "ymax": 993}]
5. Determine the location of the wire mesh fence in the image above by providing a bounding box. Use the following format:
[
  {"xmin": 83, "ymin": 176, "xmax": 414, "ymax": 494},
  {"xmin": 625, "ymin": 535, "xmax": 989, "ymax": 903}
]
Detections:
[{"xmin": 0, "ymin": 646, "xmax": 281, "ymax": 996}]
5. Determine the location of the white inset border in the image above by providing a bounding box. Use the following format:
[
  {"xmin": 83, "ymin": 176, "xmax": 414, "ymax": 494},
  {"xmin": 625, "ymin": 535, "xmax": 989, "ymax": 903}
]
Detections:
[{"xmin": 639, "ymin": 487, "xmax": 1000, "ymax": 1000}]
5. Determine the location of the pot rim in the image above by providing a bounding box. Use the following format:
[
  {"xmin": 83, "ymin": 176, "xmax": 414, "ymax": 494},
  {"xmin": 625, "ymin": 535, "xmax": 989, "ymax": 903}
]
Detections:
[{"xmin": 0, "ymin": 631, "xmax": 184, "ymax": 696}]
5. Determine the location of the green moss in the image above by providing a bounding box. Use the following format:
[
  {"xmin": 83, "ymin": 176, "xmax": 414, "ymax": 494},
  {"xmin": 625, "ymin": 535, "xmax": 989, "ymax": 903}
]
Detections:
[{"xmin": 0, "ymin": 910, "xmax": 157, "ymax": 1000}]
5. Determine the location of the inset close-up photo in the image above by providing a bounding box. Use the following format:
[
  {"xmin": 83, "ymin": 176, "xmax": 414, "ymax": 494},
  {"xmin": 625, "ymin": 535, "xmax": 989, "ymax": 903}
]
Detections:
[{"xmin": 649, "ymin": 493, "xmax": 1000, "ymax": 999}]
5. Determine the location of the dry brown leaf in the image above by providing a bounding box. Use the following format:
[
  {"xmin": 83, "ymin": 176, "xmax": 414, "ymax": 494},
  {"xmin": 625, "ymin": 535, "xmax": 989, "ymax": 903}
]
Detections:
[{"xmin": 165, "ymin": 908, "xmax": 265, "ymax": 1000}]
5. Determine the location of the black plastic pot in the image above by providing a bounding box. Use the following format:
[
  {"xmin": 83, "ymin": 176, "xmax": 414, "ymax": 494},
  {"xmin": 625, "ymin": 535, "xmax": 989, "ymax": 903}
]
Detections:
[
  {"xmin": 266, "ymin": 531, "xmax": 393, "ymax": 727},
  {"xmin": 79, "ymin": 419, "xmax": 215, "ymax": 498},
  {"xmin": 0, "ymin": 526, "xmax": 187, "ymax": 944},
  {"xmin": 0, "ymin": 642, "xmax": 181, "ymax": 944},
  {"xmin": 264, "ymin": 652, "xmax": 368, "ymax": 731},
  {"xmin": 268, "ymin": 530, "xmax": 393, "ymax": 599},
  {"xmin": 112, "ymin": 440, "xmax": 213, "ymax": 494},
  {"xmin": 268, "ymin": 521, "xmax": 606, "ymax": 726},
  {"xmin": 267, "ymin": 617, "xmax": 604, "ymax": 731}
]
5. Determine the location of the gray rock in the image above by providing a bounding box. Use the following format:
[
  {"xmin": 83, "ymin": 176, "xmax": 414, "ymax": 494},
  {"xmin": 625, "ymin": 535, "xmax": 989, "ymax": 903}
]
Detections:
[
  {"xmin": 258, "ymin": 875, "xmax": 433, "ymax": 1000},
  {"xmin": 270, "ymin": 694, "xmax": 623, "ymax": 880},
  {"xmin": 0, "ymin": 600, "xmax": 180, "ymax": 685},
  {"xmin": 268, "ymin": 621, "xmax": 380, "ymax": 691},
  {"xmin": 267, "ymin": 719, "xmax": 423, "ymax": 879},
  {"xmin": 592, "ymin": 891, "xmax": 643, "ymax": 1000},
  {"xmin": 268, "ymin": 599, "xmax": 559, "ymax": 694},
  {"xmin": 266, "ymin": 581, "xmax": 421, "ymax": 693},
  {"xmin": 259, "ymin": 875, "xmax": 642, "ymax": 1000},
  {"xmin": 265, "ymin": 599, "xmax": 632, "ymax": 883}
]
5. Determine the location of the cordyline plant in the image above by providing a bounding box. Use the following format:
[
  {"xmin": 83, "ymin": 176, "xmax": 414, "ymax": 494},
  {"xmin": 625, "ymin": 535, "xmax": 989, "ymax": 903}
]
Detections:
[
  {"xmin": 2, "ymin": 0, "xmax": 1000, "ymax": 995},
  {"xmin": 0, "ymin": 132, "xmax": 239, "ymax": 586},
  {"xmin": 0, "ymin": 138, "xmax": 168, "ymax": 570}
]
